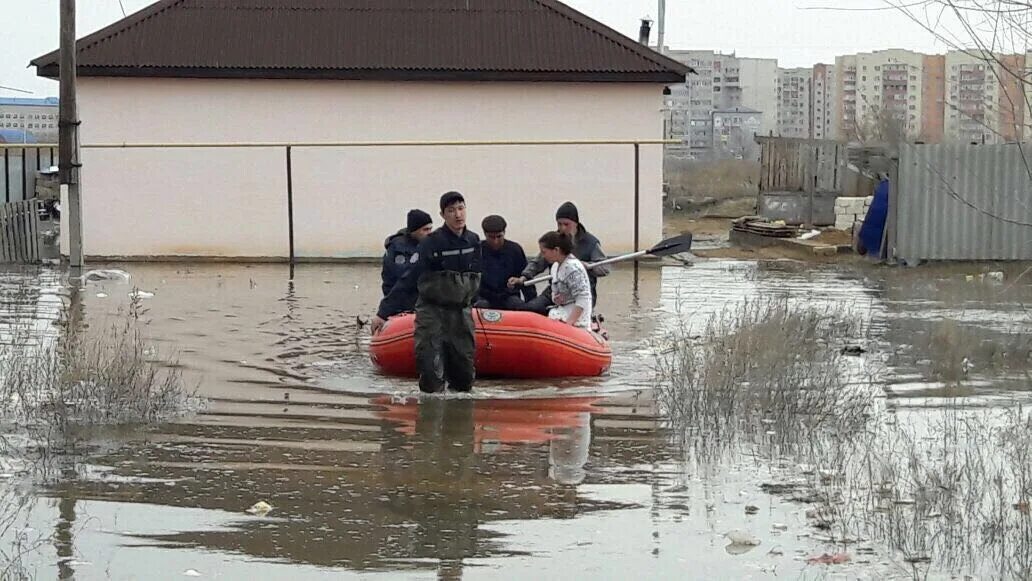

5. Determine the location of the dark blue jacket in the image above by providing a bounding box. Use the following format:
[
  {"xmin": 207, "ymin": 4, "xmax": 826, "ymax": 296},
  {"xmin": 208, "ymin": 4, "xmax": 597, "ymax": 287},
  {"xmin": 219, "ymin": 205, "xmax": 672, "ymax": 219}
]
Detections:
[
  {"xmin": 381, "ymin": 229, "xmax": 420, "ymax": 296},
  {"xmin": 479, "ymin": 240, "xmax": 537, "ymax": 305},
  {"xmin": 377, "ymin": 226, "xmax": 482, "ymax": 319}
]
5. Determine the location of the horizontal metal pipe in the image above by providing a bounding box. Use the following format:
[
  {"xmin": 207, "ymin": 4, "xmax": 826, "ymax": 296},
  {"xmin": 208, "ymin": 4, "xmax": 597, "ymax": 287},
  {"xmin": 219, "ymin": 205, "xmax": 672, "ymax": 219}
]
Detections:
[
  {"xmin": 0, "ymin": 144, "xmax": 60, "ymax": 150},
  {"xmin": 77, "ymin": 139, "xmax": 677, "ymax": 149}
]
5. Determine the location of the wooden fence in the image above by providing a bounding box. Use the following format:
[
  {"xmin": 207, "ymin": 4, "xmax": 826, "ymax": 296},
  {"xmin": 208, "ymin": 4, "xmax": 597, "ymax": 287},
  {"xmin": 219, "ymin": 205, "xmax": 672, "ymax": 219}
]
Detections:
[
  {"xmin": 756, "ymin": 136, "xmax": 844, "ymax": 193},
  {"xmin": 0, "ymin": 199, "xmax": 43, "ymax": 263}
]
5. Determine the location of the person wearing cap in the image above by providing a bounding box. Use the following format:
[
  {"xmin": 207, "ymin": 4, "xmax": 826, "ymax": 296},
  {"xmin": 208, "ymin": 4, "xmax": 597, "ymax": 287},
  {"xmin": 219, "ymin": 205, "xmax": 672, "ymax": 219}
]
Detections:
[
  {"xmin": 474, "ymin": 215, "xmax": 537, "ymax": 310},
  {"xmin": 381, "ymin": 209, "xmax": 434, "ymax": 297},
  {"xmin": 372, "ymin": 191, "xmax": 482, "ymax": 393},
  {"xmin": 507, "ymin": 201, "xmax": 609, "ymax": 314}
]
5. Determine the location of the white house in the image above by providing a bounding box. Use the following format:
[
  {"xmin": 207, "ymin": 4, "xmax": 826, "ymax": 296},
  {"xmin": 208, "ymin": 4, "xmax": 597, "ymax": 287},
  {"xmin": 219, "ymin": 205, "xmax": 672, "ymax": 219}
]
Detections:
[{"xmin": 32, "ymin": 0, "xmax": 687, "ymax": 260}]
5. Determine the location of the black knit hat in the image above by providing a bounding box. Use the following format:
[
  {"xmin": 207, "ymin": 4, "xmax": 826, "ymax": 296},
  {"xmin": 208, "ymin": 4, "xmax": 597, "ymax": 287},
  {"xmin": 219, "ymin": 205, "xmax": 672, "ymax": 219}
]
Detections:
[
  {"xmin": 481, "ymin": 215, "xmax": 507, "ymax": 234},
  {"xmin": 440, "ymin": 191, "xmax": 465, "ymax": 211},
  {"xmin": 555, "ymin": 201, "xmax": 579, "ymax": 223},
  {"xmin": 406, "ymin": 209, "xmax": 432, "ymax": 232}
]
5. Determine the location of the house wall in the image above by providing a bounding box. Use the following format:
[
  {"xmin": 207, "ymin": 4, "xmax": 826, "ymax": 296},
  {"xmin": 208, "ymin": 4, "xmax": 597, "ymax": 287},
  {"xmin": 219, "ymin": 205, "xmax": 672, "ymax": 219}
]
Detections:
[{"xmin": 74, "ymin": 78, "xmax": 665, "ymax": 259}]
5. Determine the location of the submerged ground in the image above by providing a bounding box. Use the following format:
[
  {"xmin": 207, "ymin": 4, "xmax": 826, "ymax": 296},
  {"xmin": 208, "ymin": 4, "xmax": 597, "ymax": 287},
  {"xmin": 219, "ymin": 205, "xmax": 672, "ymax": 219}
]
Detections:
[{"xmin": 2, "ymin": 257, "xmax": 1031, "ymax": 580}]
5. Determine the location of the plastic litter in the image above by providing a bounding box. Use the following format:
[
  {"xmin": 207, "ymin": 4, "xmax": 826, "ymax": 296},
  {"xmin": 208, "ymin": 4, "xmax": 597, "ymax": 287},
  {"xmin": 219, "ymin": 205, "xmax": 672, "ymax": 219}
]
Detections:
[
  {"xmin": 84, "ymin": 269, "xmax": 131, "ymax": 283},
  {"xmin": 246, "ymin": 501, "xmax": 273, "ymax": 516}
]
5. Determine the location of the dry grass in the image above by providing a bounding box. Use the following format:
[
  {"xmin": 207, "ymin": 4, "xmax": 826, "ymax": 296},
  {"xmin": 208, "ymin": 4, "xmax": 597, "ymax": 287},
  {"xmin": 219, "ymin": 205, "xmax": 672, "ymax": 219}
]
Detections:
[
  {"xmin": 1, "ymin": 293, "xmax": 191, "ymax": 438},
  {"xmin": 655, "ymin": 298, "xmax": 1032, "ymax": 577},
  {"xmin": 0, "ymin": 277, "xmax": 193, "ymax": 578},
  {"xmin": 654, "ymin": 299, "xmax": 874, "ymax": 464},
  {"xmin": 665, "ymin": 159, "xmax": 760, "ymax": 198}
]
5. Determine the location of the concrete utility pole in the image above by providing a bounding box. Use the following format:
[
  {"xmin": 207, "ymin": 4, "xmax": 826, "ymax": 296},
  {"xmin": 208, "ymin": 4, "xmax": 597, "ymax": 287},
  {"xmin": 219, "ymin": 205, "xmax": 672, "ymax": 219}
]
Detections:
[
  {"xmin": 657, "ymin": 0, "xmax": 666, "ymax": 54},
  {"xmin": 59, "ymin": 0, "xmax": 83, "ymax": 268}
]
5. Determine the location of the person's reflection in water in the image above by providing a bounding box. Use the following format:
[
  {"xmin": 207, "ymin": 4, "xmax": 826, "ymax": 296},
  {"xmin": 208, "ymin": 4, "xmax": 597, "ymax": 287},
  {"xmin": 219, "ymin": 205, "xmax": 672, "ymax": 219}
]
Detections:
[
  {"xmin": 385, "ymin": 398, "xmax": 478, "ymax": 581},
  {"xmin": 548, "ymin": 412, "xmax": 592, "ymax": 486}
]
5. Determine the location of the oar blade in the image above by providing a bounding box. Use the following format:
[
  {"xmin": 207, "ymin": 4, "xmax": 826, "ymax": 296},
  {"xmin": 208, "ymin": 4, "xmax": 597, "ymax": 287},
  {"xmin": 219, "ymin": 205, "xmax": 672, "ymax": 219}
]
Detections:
[{"xmin": 646, "ymin": 233, "xmax": 693, "ymax": 257}]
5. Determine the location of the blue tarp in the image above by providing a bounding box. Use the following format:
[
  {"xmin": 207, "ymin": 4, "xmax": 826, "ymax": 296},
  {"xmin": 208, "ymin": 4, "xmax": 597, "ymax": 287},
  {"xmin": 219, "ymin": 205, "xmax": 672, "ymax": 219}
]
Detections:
[{"xmin": 858, "ymin": 179, "xmax": 889, "ymax": 257}]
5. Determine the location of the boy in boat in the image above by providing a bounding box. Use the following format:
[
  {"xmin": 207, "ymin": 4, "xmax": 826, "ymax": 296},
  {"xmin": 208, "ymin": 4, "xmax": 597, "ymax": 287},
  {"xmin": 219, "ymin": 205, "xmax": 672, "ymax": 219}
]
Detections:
[
  {"xmin": 474, "ymin": 214, "xmax": 537, "ymax": 310},
  {"xmin": 381, "ymin": 209, "xmax": 433, "ymax": 297},
  {"xmin": 372, "ymin": 192, "xmax": 482, "ymax": 393},
  {"xmin": 508, "ymin": 201, "xmax": 609, "ymax": 314}
]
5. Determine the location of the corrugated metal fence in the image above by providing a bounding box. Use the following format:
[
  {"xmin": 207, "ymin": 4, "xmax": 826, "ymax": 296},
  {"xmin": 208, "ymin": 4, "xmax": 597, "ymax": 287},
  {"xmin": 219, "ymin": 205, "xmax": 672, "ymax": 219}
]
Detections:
[
  {"xmin": 1, "ymin": 145, "xmax": 58, "ymax": 203},
  {"xmin": 895, "ymin": 142, "xmax": 1032, "ymax": 262}
]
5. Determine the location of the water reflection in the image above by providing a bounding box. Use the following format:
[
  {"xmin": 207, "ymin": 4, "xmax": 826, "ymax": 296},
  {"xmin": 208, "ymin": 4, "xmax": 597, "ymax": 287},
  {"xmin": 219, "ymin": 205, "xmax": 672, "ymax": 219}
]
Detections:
[{"xmin": 5, "ymin": 259, "xmax": 1032, "ymax": 579}]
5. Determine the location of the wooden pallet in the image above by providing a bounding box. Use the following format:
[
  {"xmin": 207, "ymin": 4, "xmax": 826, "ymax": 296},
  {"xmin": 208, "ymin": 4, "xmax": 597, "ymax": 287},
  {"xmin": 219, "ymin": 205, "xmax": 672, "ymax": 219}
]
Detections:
[{"xmin": 732, "ymin": 220, "xmax": 799, "ymax": 238}]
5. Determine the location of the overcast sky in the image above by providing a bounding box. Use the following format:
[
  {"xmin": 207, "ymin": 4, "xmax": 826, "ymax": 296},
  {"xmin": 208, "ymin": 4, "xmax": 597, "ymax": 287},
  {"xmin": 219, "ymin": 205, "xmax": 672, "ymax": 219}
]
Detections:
[{"xmin": 2, "ymin": 0, "xmax": 973, "ymax": 98}]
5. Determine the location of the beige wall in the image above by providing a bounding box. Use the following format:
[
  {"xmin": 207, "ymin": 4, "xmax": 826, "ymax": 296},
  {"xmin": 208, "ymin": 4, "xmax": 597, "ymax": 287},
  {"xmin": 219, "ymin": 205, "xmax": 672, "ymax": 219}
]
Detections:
[{"xmin": 76, "ymin": 78, "xmax": 666, "ymax": 258}]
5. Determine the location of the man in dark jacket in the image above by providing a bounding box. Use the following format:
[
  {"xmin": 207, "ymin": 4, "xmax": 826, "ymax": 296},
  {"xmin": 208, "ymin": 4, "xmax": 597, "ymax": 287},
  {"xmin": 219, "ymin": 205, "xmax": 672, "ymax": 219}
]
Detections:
[
  {"xmin": 372, "ymin": 192, "xmax": 482, "ymax": 393},
  {"xmin": 474, "ymin": 215, "xmax": 537, "ymax": 310},
  {"xmin": 508, "ymin": 201, "xmax": 609, "ymax": 314},
  {"xmin": 381, "ymin": 209, "xmax": 433, "ymax": 296}
]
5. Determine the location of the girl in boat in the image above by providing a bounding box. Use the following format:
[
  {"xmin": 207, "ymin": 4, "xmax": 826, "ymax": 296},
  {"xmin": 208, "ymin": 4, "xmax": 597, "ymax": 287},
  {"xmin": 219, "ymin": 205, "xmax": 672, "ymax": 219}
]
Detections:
[{"xmin": 537, "ymin": 231, "xmax": 592, "ymax": 328}]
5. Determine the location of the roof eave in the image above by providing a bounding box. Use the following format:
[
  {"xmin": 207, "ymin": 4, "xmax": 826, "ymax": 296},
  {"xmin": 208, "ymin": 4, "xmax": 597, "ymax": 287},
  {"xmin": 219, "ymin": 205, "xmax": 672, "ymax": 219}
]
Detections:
[{"xmin": 36, "ymin": 65, "xmax": 687, "ymax": 84}]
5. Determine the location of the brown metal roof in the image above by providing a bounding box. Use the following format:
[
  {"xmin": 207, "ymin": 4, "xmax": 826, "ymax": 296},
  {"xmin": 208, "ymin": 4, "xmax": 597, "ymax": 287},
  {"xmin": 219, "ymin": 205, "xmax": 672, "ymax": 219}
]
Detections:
[{"xmin": 32, "ymin": 0, "xmax": 689, "ymax": 83}]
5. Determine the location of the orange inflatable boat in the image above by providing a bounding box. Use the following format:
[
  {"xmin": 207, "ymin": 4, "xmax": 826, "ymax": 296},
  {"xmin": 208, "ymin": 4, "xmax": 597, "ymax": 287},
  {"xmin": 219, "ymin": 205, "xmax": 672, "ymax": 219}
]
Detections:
[{"xmin": 369, "ymin": 309, "xmax": 611, "ymax": 379}]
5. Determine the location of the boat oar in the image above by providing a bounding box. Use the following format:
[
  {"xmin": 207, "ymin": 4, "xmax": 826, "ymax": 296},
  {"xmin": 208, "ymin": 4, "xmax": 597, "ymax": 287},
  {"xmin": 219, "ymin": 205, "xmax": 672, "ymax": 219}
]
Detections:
[{"xmin": 522, "ymin": 233, "xmax": 693, "ymax": 286}]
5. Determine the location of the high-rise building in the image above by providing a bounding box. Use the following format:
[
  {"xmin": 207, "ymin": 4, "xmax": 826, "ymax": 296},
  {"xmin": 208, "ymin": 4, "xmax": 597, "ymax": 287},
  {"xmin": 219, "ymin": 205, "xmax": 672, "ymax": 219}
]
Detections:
[
  {"xmin": 1025, "ymin": 50, "xmax": 1032, "ymax": 142},
  {"xmin": 997, "ymin": 53, "xmax": 1026, "ymax": 143},
  {"xmin": 921, "ymin": 55, "xmax": 946, "ymax": 143},
  {"xmin": 777, "ymin": 67, "xmax": 812, "ymax": 138},
  {"xmin": 812, "ymin": 64, "xmax": 836, "ymax": 140},
  {"xmin": 662, "ymin": 50, "xmax": 777, "ymax": 158},
  {"xmin": 944, "ymin": 50, "xmax": 1001, "ymax": 143},
  {"xmin": 738, "ymin": 58, "xmax": 779, "ymax": 136},
  {"xmin": 835, "ymin": 49, "xmax": 926, "ymax": 143}
]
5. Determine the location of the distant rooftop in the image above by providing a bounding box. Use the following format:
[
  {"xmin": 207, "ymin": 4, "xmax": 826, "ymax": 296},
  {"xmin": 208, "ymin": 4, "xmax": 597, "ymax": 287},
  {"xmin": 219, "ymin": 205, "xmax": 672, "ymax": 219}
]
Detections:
[{"xmin": 0, "ymin": 97, "xmax": 59, "ymax": 107}]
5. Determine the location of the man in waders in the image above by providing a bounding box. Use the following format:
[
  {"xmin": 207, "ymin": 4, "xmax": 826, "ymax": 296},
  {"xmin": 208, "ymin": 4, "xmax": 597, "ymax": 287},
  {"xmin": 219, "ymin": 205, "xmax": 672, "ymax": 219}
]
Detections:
[{"xmin": 371, "ymin": 192, "xmax": 482, "ymax": 393}]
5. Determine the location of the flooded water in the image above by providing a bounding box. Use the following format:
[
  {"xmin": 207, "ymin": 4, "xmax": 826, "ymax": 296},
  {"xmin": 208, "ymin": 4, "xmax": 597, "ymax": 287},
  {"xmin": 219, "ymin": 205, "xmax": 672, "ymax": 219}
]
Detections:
[{"xmin": 2, "ymin": 259, "xmax": 1032, "ymax": 579}]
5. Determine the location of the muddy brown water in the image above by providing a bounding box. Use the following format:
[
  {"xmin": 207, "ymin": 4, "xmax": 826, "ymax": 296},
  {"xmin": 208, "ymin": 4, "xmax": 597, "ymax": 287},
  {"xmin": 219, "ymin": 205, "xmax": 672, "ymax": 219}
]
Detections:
[{"xmin": 2, "ymin": 260, "xmax": 1031, "ymax": 579}]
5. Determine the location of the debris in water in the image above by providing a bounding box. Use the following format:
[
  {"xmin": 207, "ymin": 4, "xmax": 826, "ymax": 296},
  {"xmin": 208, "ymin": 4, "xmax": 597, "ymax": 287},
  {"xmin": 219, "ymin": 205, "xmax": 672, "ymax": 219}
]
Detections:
[
  {"xmin": 96, "ymin": 293, "xmax": 108, "ymax": 298},
  {"xmin": 771, "ymin": 523, "xmax": 788, "ymax": 532},
  {"xmin": 183, "ymin": 570, "xmax": 202, "ymax": 577},
  {"xmin": 724, "ymin": 530, "xmax": 761, "ymax": 554},
  {"xmin": 987, "ymin": 271, "xmax": 1004, "ymax": 283},
  {"xmin": 745, "ymin": 505, "xmax": 760, "ymax": 515},
  {"xmin": 130, "ymin": 289, "xmax": 155, "ymax": 299},
  {"xmin": 904, "ymin": 555, "xmax": 931, "ymax": 564},
  {"xmin": 246, "ymin": 501, "xmax": 273, "ymax": 516},
  {"xmin": 84, "ymin": 269, "xmax": 131, "ymax": 283},
  {"xmin": 798, "ymin": 464, "xmax": 815, "ymax": 475},
  {"xmin": 1014, "ymin": 501, "xmax": 1030, "ymax": 514},
  {"xmin": 807, "ymin": 553, "xmax": 850, "ymax": 565},
  {"xmin": 840, "ymin": 345, "xmax": 865, "ymax": 356},
  {"xmin": 768, "ymin": 546, "xmax": 784, "ymax": 556}
]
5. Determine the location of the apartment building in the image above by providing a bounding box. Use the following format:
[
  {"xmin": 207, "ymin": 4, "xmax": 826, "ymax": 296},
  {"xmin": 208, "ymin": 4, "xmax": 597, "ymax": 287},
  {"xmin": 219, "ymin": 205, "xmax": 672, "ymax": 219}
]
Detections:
[
  {"xmin": 812, "ymin": 64, "xmax": 836, "ymax": 140},
  {"xmin": 944, "ymin": 50, "xmax": 1002, "ymax": 143},
  {"xmin": 834, "ymin": 49, "xmax": 926, "ymax": 142},
  {"xmin": 0, "ymin": 97, "xmax": 60, "ymax": 142},
  {"xmin": 777, "ymin": 68, "xmax": 811, "ymax": 138},
  {"xmin": 712, "ymin": 107, "xmax": 763, "ymax": 160},
  {"xmin": 920, "ymin": 55, "xmax": 946, "ymax": 143},
  {"xmin": 663, "ymin": 50, "xmax": 777, "ymax": 158}
]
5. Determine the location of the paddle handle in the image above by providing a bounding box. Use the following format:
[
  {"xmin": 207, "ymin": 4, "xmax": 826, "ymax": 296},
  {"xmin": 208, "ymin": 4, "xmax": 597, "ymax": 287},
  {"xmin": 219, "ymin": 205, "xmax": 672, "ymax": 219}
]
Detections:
[{"xmin": 522, "ymin": 250, "xmax": 649, "ymax": 286}]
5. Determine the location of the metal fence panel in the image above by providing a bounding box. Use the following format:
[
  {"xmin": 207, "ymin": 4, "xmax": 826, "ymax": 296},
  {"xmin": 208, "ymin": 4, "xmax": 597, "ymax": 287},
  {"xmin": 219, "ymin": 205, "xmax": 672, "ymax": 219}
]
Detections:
[
  {"xmin": 896, "ymin": 142, "xmax": 1032, "ymax": 262},
  {"xmin": 0, "ymin": 146, "xmax": 58, "ymax": 203}
]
